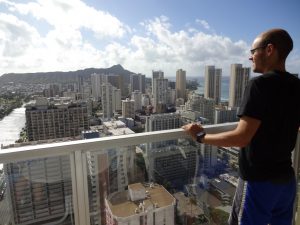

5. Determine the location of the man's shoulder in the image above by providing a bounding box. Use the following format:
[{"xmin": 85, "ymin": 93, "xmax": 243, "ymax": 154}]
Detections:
[{"xmin": 248, "ymin": 75, "xmax": 266, "ymax": 89}]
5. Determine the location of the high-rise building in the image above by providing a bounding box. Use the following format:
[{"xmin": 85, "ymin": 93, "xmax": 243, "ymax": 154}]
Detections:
[
  {"xmin": 214, "ymin": 107, "xmax": 238, "ymax": 124},
  {"xmin": 185, "ymin": 93, "xmax": 215, "ymax": 124},
  {"xmin": 145, "ymin": 113, "xmax": 182, "ymax": 132},
  {"xmin": 5, "ymin": 155, "xmax": 72, "ymax": 225},
  {"xmin": 77, "ymin": 75, "xmax": 84, "ymax": 98},
  {"xmin": 131, "ymin": 90, "xmax": 142, "ymax": 111},
  {"xmin": 106, "ymin": 74, "xmax": 125, "ymax": 97},
  {"xmin": 152, "ymin": 70, "xmax": 164, "ymax": 95},
  {"xmin": 130, "ymin": 74, "xmax": 146, "ymax": 93},
  {"xmin": 152, "ymin": 77, "xmax": 168, "ymax": 113},
  {"xmin": 77, "ymin": 75, "xmax": 91, "ymax": 100},
  {"xmin": 113, "ymin": 88, "xmax": 122, "ymax": 112},
  {"xmin": 122, "ymin": 98, "xmax": 135, "ymax": 119},
  {"xmin": 204, "ymin": 66, "xmax": 222, "ymax": 105},
  {"xmin": 105, "ymin": 183, "xmax": 175, "ymax": 225},
  {"xmin": 229, "ymin": 64, "xmax": 250, "ymax": 108},
  {"xmin": 141, "ymin": 94, "xmax": 150, "ymax": 107},
  {"xmin": 102, "ymin": 83, "xmax": 121, "ymax": 119},
  {"xmin": 145, "ymin": 112, "xmax": 183, "ymax": 159},
  {"xmin": 25, "ymin": 98, "xmax": 89, "ymax": 141},
  {"xmin": 147, "ymin": 145, "xmax": 199, "ymax": 189},
  {"xmin": 176, "ymin": 69, "xmax": 186, "ymax": 100},
  {"xmin": 200, "ymin": 144, "xmax": 218, "ymax": 174},
  {"xmin": 144, "ymin": 113, "xmax": 198, "ymax": 190},
  {"xmin": 43, "ymin": 84, "xmax": 61, "ymax": 98},
  {"xmin": 85, "ymin": 121, "xmax": 136, "ymax": 225},
  {"xmin": 130, "ymin": 74, "xmax": 140, "ymax": 93},
  {"xmin": 167, "ymin": 88, "xmax": 176, "ymax": 105},
  {"xmin": 91, "ymin": 73, "xmax": 105, "ymax": 101}
]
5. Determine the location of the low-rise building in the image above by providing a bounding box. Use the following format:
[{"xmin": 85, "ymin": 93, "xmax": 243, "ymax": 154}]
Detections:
[{"xmin": 105, "ymin": 183, "xmax": 176, "ymax": 225}]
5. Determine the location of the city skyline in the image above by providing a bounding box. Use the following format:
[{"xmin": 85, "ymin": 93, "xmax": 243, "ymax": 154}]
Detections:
[{"xmin": 0, "ymin": 0, "xmax": 300, "ymax": 77}]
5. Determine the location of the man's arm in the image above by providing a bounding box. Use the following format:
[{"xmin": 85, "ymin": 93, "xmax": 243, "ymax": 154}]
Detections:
[{"xmin": 183, "ymin": 116, "xmax": 261, "ymax": 147}]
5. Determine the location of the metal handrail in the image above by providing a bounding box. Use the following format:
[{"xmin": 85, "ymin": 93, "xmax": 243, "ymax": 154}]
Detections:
[
  {"xmin": 0, "ymin": 122, "xmax": 237, "ymax": 163},
  {"xmin": 0, "ymin": 123, "xmax": 299, "ymax": 225}
]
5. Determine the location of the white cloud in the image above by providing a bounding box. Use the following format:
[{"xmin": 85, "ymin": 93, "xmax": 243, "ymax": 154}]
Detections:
[
  {"xmin": 0, "ymin": 11, "xmax": 103, "ymax": 73},
  {"xmin": 0, "ymin": 2, "xmax": 254, "ymax": 77},
  {"xmin": 123, "ymin": 16, "xmax": 250, "ymax": 76},
  {"xmin": 0, "ymin": 13, "xmax": 41, "ymax": 57},
  {"xmin": 6, "ymin": 0, "xmax": 127, "ymax": 38},
  {"xmin": 196, "ymin": 19, "xmax": 210, "ymax": 30}
]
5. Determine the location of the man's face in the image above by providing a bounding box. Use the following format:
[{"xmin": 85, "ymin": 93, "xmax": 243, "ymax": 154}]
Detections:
[{"xmin": 249, "ymin": 37, "xmax": 268, "ymax": 73}]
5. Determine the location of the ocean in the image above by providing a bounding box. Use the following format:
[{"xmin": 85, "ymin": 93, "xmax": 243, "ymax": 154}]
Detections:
[{"xmin": 195, "ymin": 76, "xmax": 230, "ymax": 101}]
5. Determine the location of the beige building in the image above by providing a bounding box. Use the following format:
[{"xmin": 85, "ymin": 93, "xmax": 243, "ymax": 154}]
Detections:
[
  {"xmin": 185, "ymin": 93, "xmax": 215, "ymax": 124},
  {"xmin": 25, "ymin": 97, "xmax": 89, "ymax": 141},
  {"xmin": 122, "ymin": 98, "xmax": 135, "ymax": 119},
  {"xmin": 176, "ymin": 69, "xmax": 186, "ymax": 100},
  {"xmin": 204, "ymin": 65, "xmax": 222, "ymax": 105},
  {"xmin": 105, "ymin": 183, "xmax": 176, "ymax": 225},
  {"xmin": 229, "ymin": 64, "xmax": 250, "ymax": 108}
]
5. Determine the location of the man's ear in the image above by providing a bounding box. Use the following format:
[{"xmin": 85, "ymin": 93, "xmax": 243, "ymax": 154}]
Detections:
[{"xmin": 266, "ymin": 43, "xmax": 275, "ymax": 56}]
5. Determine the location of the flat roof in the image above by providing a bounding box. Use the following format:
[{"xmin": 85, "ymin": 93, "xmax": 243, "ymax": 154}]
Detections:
[
  {"xmin": 107, "ymin": 183, "xmax": 175, "ymax": 218},
  {"xmin": 128, "ymin": 183, "xmax": 145, "ymax": 191}
]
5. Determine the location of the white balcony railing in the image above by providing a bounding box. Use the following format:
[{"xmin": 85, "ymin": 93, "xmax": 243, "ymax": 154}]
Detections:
[{"xmin": 0, "ymin": 122, "xmax": 299, "ymax": 225}]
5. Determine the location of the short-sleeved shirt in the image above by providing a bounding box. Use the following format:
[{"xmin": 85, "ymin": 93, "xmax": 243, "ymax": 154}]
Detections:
[{"xmin": 237, "ymin": 70, "xmax": 300, "ymax": 181}]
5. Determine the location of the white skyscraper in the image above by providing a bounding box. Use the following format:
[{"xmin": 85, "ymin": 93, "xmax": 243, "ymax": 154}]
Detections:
[
  {"xmin": 102, "ymin": 83, "xmax": 114, "ymax": 119},
  {"xmin": 91, "ymin": 73, "xmax": 105, "ymax": 101},
  {"xmin": 229, "ymin": 64, "xmax": 250, "ymax": 108},
  {"xmin": 102, "ymin": 83, "xmax": 121, "ymax": 119},
  {"xmin": 176, "ymin": 69, "xmax": 186, "ymax": 100},
  {"xmin": 153, "ymin": 78, "xmax": 168, "ymax": 113},
  {"xmin": 204, "ymin": 65, "xmax": 222, "ymax": 105},
  {"xmin": 152, "ymin": 70, "xmax": 164, "ymax": 95},
  {"xmin": 131, "ymin": 90, "xmax": 142, "ymax": 111}
]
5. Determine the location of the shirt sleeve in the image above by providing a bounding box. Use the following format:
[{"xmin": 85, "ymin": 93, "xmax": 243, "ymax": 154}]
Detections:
[{"xmin": 237, "ymin": 78, "xmax": 266, "ymax": 120}]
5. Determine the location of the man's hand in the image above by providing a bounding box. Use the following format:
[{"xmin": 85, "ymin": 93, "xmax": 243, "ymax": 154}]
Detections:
[{"xmin": 182, "ymin": 123, "xmax": 204, "ymax": 141}]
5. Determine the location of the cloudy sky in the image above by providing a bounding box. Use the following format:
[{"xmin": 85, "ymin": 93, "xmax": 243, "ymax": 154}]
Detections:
[{"xmin": 0, "ymin": 0, "xmax": 300, "ymax": 77}]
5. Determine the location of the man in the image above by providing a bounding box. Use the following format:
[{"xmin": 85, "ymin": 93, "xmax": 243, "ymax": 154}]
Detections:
[{"xmin": 183, "ymin": 29, "xmax": 300, "ymax": 225}]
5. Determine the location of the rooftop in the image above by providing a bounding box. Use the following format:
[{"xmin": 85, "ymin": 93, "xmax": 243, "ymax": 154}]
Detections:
[{"xmin": 106, "ymin": 183, "xmax": 175, "ymax": 218}]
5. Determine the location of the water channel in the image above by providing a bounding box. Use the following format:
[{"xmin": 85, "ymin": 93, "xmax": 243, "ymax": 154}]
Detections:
[{"xmin": 0, "ymin": 106, "xmax": 26, "ymax": 171}]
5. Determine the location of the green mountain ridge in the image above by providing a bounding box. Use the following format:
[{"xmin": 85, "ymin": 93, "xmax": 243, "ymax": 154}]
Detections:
[{"xmin": 0, "ymin": 64, "xmax": 134, "ymax": 86}]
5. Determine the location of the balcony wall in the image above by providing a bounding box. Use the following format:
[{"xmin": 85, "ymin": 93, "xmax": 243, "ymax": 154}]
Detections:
[{"xmin": 0, "ymin": 123, "xmax": 299, "ymax": 225}]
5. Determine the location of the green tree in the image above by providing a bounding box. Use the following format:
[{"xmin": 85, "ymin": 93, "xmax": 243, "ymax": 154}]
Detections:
[{"xmin": 209, "ymin": 208, "xmax": 229, "ymax": 225}]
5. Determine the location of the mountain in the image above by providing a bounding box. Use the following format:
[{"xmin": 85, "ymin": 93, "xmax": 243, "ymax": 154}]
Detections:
[{"xmin": 0, "ymin": 64, "xmax": 134, "ymax": 86}]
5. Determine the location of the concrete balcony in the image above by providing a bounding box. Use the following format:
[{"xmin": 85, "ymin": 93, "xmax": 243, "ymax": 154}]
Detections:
[{"xmin": 0, "ymin": 122, "xmax": 299, "ymax": 225}]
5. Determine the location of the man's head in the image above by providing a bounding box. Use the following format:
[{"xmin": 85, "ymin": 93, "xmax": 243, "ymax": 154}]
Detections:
[{"xmin": 249, "ymin": 28, "xmax": 293, "ymax": 73}]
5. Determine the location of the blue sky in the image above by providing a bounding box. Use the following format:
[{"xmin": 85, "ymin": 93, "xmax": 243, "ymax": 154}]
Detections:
[{"xmin": 0, "ymin": 0, "xmax": 300, "ymax": 77}]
